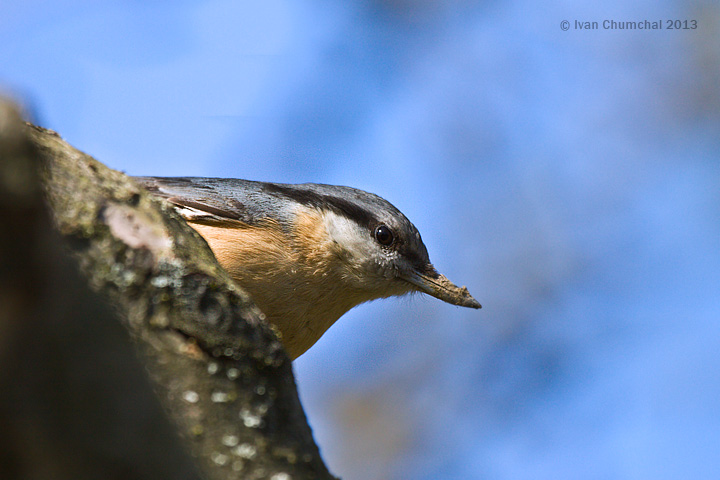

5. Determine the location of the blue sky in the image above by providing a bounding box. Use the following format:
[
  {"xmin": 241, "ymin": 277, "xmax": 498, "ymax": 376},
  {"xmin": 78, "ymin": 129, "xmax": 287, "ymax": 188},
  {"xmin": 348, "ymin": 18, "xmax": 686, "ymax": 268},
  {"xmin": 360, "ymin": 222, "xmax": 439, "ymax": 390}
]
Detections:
[{"xmin": 3, "ymin": 1, "xmax": 719, "ymax": 479}]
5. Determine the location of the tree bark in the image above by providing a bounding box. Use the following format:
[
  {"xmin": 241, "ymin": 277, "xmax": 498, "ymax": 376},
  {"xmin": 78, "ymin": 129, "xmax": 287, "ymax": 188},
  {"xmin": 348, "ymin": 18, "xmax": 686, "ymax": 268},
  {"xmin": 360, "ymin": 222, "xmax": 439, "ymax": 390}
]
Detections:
[{"xmin": 0, "ymin": 98, "xmax": 337, "ymax": 480}]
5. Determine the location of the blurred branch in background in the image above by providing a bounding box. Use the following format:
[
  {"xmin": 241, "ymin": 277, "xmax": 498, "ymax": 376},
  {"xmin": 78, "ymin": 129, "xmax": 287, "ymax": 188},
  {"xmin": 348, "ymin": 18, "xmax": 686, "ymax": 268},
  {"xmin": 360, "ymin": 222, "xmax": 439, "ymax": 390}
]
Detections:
[{"xmin": 0, "ymin": 97, "xmax": 336, "ymax": 480}]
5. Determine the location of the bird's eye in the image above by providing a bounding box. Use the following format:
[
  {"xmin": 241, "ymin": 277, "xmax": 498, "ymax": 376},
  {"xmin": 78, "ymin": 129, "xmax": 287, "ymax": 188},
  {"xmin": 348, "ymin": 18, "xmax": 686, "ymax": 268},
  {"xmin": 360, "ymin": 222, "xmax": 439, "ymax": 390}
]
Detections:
[{"xmin": 374, "ymin": 225, "xmax": 395, "ymax": 246}]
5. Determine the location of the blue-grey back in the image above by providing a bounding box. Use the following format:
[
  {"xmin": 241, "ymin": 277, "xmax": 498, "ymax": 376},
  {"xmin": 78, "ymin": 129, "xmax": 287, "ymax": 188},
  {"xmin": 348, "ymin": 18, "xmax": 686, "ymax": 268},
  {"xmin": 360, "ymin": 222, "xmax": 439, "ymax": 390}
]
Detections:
[{"xmin": 134, "ymin": 176, "xmax": 430, "ymax": 267}]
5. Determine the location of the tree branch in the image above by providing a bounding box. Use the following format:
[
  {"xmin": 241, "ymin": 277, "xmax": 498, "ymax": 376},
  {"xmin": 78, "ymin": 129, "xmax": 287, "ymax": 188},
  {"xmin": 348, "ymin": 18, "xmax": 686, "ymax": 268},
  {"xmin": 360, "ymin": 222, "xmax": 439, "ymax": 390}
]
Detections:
[{"xmin": 0, "ymin": 97, "xmax": 336, "ymax": 480}]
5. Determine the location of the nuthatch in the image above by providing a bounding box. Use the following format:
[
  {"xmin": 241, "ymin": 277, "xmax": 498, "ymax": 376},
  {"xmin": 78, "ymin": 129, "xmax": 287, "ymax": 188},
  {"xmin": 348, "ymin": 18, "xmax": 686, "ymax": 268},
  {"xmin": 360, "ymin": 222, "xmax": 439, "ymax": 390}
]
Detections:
[{"xmin": 135, "ymin": 177, "xmax": 481, "ymax": 359}]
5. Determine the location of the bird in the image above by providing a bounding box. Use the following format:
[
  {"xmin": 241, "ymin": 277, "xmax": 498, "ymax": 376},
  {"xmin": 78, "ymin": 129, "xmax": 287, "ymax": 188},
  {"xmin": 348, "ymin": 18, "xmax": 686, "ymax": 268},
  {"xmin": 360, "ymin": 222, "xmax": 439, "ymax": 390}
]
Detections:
[{"xmin": 134, "ymin": 177, "xmax": 481, "ymax": 360}]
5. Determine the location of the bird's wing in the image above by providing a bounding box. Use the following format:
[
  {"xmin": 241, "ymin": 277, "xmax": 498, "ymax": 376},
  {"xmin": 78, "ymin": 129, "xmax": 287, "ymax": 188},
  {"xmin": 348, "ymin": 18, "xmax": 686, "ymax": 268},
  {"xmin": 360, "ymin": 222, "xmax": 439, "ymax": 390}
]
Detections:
[{"xmin": 133, "ymin": 176, "xmax": 257, "ymax": 225}]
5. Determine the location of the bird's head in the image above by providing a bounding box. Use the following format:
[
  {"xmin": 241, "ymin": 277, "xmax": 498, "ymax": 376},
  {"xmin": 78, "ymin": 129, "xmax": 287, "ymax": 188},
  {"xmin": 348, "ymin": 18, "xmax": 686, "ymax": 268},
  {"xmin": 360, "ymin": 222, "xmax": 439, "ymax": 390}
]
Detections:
[{"xmin": 277, "ymin": 183, "xmax": 481, "ymax": 309}]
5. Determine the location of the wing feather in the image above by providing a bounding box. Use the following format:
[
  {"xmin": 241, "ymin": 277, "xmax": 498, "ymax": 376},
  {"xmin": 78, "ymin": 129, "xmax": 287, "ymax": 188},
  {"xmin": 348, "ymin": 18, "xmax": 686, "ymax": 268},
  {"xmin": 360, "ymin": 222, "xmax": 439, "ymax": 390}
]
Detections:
[{"xmin": 134, "ymin": 176, "xmax": 255, "ymax": 225}]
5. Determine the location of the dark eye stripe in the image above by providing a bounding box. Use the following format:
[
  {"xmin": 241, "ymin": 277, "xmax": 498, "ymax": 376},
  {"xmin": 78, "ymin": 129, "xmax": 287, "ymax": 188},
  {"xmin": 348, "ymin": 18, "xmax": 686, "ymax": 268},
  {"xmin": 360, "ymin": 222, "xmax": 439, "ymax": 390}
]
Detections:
[{"xmin": 261, "ymin": 183, "xmax": 378, "ymax": 227}]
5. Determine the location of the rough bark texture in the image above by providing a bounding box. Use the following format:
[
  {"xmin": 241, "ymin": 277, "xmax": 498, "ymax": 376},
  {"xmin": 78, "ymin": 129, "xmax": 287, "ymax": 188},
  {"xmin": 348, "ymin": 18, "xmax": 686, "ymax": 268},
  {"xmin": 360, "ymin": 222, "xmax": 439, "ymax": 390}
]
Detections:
[{"xmin": 0, "ymin": 98, "xmax": 336, "ymax": 480}]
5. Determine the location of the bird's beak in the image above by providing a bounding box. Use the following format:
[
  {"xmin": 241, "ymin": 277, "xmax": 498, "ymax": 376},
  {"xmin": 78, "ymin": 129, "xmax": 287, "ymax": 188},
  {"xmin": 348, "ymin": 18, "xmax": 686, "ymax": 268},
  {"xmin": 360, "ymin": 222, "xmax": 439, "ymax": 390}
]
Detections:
[{"xmin": 402, "ymin": 269, "xmax": 481, "ymax": 309}]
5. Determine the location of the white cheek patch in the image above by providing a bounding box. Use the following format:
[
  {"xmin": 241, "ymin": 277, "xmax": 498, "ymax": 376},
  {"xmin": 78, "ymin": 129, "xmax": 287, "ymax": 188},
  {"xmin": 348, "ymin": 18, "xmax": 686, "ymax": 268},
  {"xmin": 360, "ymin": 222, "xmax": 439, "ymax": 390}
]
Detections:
[{"xmin": 321, "ymin": 210, "xmax": 376, "ymax": 261}]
